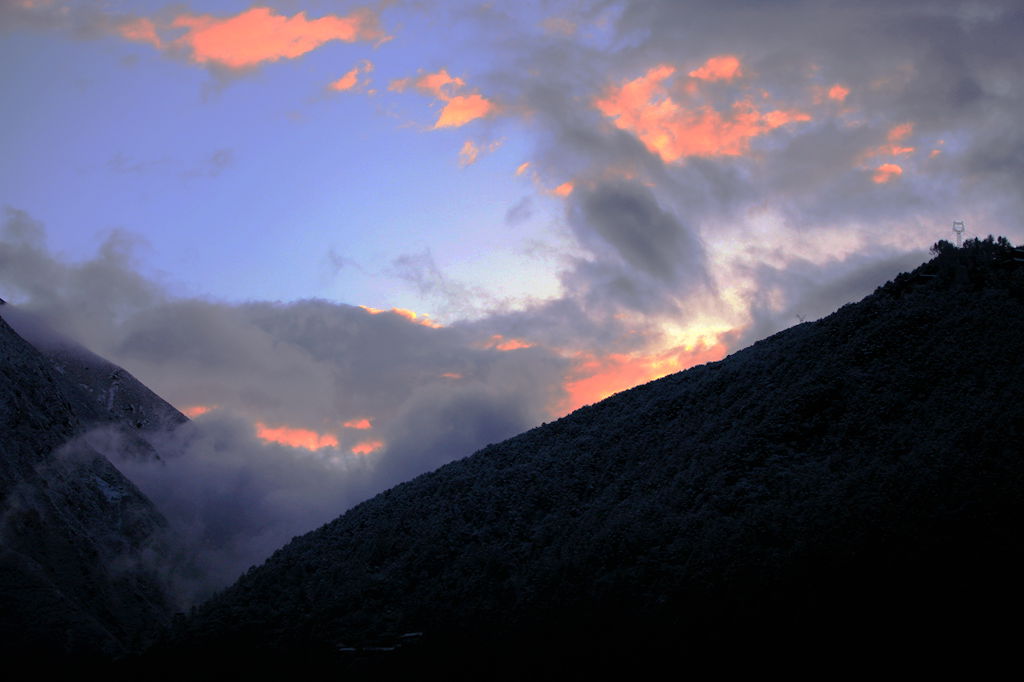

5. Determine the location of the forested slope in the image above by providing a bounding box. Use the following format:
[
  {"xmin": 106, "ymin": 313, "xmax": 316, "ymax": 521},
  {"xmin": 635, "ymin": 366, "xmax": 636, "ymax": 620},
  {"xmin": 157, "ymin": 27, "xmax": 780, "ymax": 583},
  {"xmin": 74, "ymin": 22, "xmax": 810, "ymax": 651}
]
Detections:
[
  {"xmin": 162, "ymin": 238, "xmax": 1024, "ymax": 674},
  {"xmin": 0, "ymin": 307, "xmax": 182, "ymax": 659}
]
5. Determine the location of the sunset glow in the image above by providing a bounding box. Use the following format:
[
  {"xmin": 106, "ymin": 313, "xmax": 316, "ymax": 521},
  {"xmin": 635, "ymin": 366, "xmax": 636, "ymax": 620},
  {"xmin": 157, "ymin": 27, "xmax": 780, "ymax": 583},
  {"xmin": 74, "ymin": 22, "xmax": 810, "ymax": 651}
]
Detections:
[
  {"xmin": 182, "ymin": 405, "xmax": 216, "ymax": 418},
  {"xmin": 351, "ymin": 440, "xmax": 384, "ymax": 455},
  {"xmin": 393, "ymin": 68, "xmax": 496, "ymax": 129},
  {"xmin": 330, "ymin": 61, "xmax": 371, "ymax": 92},
  {"xmin": 595, "ymin": 63, "xmax": 811, "ymax": 163},
  {"xmin": 435, "ymin": 94, "xmax": 495, "ymax": 129},
  {"xmin": 256, "ymin": 422, "xmax": 340, "ymax": 450},
  {"xmin": 552, "ymin": 181, "xmax": 575, "ymax": 197},
  {"xmin": 828, "ymin": 84, "xmax": 850, "ymax": 101},
  {"xmin": 343, "ymin": 418, "xmax": 373, "ymax": 430},
  {"xmin": 562, "ymin": 340, "xmax": 728, "ymax": 413},
  {"xmin": 358, "ymin": 305, "xmax": 442, "ymax": 328},
  {"xmin": 485, "ymin": 334, "xmax": 535, "ymax": 351},
  {"xmin": 688, "ymin": 55, "xmax": 742, "ymax": 81},
  {"xmin": 168, "ymin": 7, "xmax": 383, "ymax": 69},
  {"xmin": 873, "ymin": 162, "xmax": 903, "ymax": 183}
]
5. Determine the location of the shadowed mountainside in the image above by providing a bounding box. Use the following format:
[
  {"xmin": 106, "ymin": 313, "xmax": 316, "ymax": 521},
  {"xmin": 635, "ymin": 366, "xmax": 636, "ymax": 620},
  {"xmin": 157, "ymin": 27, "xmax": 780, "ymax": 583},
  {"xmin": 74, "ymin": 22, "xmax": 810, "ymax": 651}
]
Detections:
[
  {"xmin": 155, "ymin": 237, "xmax": 1024, "ymax": 674},
  {"xmin": 0, "ymin": 306, "xmax": 186, "ymax": 660}
]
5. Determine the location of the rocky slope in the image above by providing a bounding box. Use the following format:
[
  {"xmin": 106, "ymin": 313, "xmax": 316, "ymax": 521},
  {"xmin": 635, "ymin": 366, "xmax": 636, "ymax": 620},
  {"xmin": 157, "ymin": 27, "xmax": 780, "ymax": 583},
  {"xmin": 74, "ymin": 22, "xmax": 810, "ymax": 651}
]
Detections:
[
  {"xmin": 160, "ymin": 238, "xmax": 1024, "ymax": 674},
  {"xmin": 0, "ymin": 305, "xmax": 185, "ymax": 659}
]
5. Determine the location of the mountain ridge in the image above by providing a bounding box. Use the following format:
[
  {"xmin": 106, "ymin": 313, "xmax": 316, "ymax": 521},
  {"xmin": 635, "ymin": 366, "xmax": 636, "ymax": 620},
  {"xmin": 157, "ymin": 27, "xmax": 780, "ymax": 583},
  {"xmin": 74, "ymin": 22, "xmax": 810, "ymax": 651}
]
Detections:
[
  {"xmin": 154, "ymin": 237, "xmax": 1024, "ymax": 673},
  {"xmin": 0, "ymin": 307, "xmax": 185, "ymax": 659}
]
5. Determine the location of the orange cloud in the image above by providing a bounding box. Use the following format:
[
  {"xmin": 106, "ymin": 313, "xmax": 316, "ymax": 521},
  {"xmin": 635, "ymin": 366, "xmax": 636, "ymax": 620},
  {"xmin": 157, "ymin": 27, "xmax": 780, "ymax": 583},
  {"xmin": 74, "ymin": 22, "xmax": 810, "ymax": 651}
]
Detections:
[
  {"xmin": 880, "ymin": 122, "xmax": 915, "ymax": 154},
  {"xmin": 596, "ymin": 64, "xmax": 811, "ymax": 163},
  {"xmin": 459, "ymin": 140, "xmax": 479, "ymax": 166},
  {"xmin": 182, "ymin": 404, "xmax": 216, "ymax": 418},
  {"xmin": 857, "ymin": 121, "xmax": 917, "ymax": 168},
  {"xmin": 888, "ymin": 122, "xmax": 913, "ymax": 142},
  {"xmin": 330, "ymin": 60, "xmax": 372, "ymax": 91},
  {"xmin": 415, "ymin": 69, "xmax": 465, "ymax": 98},
  {"xmin": 688, "ymin": 55, "xmax": 742, "ymax": 82},
  {"xmin": 552, "ymin": 181, "xmax": 574, "ymax": 197},
  {"xmin": 516, "ymin": 161, "xmax": 530, "ymax": 176},
  {"xmin": 352, "ymin": 440, "xmax": 384, "ymax": 455},
  {"xmin": 872, "ymin": 163, "xmax": 903, "ymax": 183},
  {"xmin": 256, "ymin": 422, "xmax": 340, "ymax": 450},
  {"xmin": 562, "ymin": 341, "xmax": 728, "ymax": 413},
  {"xmin": 343, "ymin": 418, "xmax": 372, "ymax": 430},
  {"xmin": 929, "ymin": 149, "xmax": 942, "ymax": 158},
  {"xmin": 396, "ymin": 69, "xmax": 495, "ymax": 128},
  {"xmin": 116, "ymin": 17, "xmax": 163, "ymax": 48},
  {"xmin": 331, "ymin": 68, "xmax": 359, "ymax": 91},
  {"xmin": 358, "ymin": 305, "xmax": 442, "ymax": 328},
  {"xmin": 484, "ymin": 334, "xmax": 535, "ymax": 351},
  {"xmin": 828, "ymin": 84, "xmax": 849, "ymax": 101},
  {"xmin": 440, "ymin": 372, "xmax": 463, "ymax": 379},
  {"xmin": 435, "ymin": 93, "xmax": 494, "ymax": 128},
  {"xmin": 167, "ymin": 7, "xmax": 385, "ymax": 69}
]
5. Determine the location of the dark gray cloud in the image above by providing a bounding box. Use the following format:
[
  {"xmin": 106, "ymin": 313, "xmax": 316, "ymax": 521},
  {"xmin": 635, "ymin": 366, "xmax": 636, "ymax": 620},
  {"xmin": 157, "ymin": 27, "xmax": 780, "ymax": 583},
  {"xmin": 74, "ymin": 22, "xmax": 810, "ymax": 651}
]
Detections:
[
  {"xmin": 568, "ymin": 180, "xmax": 709, "ymax": 298},
  {"xmin": 505, "ymin": 196, "xmax": 534, "ymax": 225},
  {"xmin": 1, "ymin": 210, "xmax": 571, "ymax": 597}
]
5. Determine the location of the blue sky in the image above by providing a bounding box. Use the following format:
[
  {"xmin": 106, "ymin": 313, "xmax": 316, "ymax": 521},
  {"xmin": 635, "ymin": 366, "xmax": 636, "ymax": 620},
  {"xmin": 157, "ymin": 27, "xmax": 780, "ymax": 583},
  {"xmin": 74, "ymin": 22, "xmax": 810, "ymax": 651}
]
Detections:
[{"xmin": 1, "ymin": 0, "xmax": 568, "ymax": 309}]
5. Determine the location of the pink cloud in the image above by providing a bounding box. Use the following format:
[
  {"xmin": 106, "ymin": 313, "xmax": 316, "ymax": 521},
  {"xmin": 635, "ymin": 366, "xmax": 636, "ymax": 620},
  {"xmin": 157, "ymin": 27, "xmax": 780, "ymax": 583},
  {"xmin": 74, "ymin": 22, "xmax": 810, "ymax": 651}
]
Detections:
[
  {"xmin": 595, "ymin": 63, "xmax": 811, "ymax": 163},
  {"xmin": 828, "ymin": 84, "xmax": 850, "ymax": 101},
  {"xmin": 115, "ymin": 7, "xmax": 386, "ymax": 70},
  {"xmin": 688, "ymin": 55, "xmax": 742, "ymax": 82},
  {"xmin": 872, "ymin": 162, "xmax": 903, "ymax": 183},
  {"xmin": 394, "ymin": 69, "xmax": 496, "ymax": 129},
  {"xmin": 435, "ymin": 93, "xmax": 494, "ymax": 128},
  {"xmin": 329, "ymin": 60, "xmax": 373, "ymax": 91},
  {"xmin": 116, "ymin": 17, "xmax": 163, "ymax": 48}
]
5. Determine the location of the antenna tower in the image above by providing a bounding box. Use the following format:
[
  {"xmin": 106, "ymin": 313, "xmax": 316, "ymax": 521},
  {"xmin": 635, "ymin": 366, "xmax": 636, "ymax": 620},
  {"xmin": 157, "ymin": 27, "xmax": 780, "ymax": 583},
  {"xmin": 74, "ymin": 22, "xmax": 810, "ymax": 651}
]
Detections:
[{"xmin": 952, "ymin": 220, "xmax": 965, "ymax": 248}]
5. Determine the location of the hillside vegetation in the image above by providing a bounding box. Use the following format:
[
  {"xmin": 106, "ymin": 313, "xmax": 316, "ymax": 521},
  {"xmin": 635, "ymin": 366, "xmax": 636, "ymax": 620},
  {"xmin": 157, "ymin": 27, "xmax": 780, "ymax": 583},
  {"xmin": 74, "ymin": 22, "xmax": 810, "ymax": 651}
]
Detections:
[{"xmin": 152, "ymin": 237, "xmax": 1024, "ymax": 672}]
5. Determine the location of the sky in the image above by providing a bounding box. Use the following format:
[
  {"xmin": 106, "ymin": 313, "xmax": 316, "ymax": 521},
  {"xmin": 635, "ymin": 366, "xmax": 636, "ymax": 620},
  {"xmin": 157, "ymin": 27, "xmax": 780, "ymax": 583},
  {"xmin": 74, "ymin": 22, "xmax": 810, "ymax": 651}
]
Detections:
[{"xmin": 2, "ymin": 0, "xmax": 1023, "ymax": 595}]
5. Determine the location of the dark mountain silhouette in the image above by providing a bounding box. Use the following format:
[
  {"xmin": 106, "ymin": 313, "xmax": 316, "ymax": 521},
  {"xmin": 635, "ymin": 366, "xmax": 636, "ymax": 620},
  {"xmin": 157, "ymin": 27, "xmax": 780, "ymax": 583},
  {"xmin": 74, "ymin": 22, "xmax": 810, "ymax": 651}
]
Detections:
[
  {"xmin": 0, "ymin": 305, "xmax": 186, "ymax": 660},
  {"xmin": 151, "ymin": 237, "xmax": 1024, "ymax": 674}
]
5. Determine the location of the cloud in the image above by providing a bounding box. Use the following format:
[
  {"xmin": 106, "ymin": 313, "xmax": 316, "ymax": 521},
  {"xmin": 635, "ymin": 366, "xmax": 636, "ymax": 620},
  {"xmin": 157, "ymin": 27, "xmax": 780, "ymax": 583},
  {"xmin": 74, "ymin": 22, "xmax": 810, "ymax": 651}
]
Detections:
[
  {"xmin": 552, "ymin": 181, "xmax": 574, "ymax": 197},
  {"xmin": 166, "ymin": 7, "xmax": 385, "ymax": 70},
  {"xmin": 873, "ymin": 162, "xmax": 903, "ymax": 183},
  {"xmin": 563, "ymin": 340, "xmax": 727, "ymax": 410},
  {"xmin": 505, "ymin": 196, "xmax": 534, "ymax": 225},
  {"xmin": 255, "ymin": 422, "xmax": 340, "ymax": 451},
  {"xmin": 436, "ymin": 93, "xmax": 495, "ymax": 128},
  {"xmin": 688, "ymin": 54, "xmax": 742, "ymax": 81},
  {"xmin": 459, "ymin": 140, "xmax": 479, "ymax": 166},
  {"xmin": 329, "ymin": 60, "xmax": 373, "ymax": 92},
  {"xmin": 0, "ymin": 211, "xmax": 582, "ymax": 594},
  {"xmin": 102, "ymin": 414, "xmax": 379, "ymax": 602},
  {"xmin": 394, "ymin": 68, "xmax": 496, "ymax": 129},
  {"xmin": 827, "ymin": 84, "xmax": 849, "ymax": 101},
  {"xmin": 114, "ymin": 17, "xmax": 162, "ymax": 48},
  {"xmin": 72, "ymin": 5, "xmax": 386, "ymax": 73},
  {"xmin": 568, "ymin": 180, "xmax": 708, "ymax": 292},
  {"xmin": 595, "ymin": 63, "xmax": 811, "ymax": 163}
]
